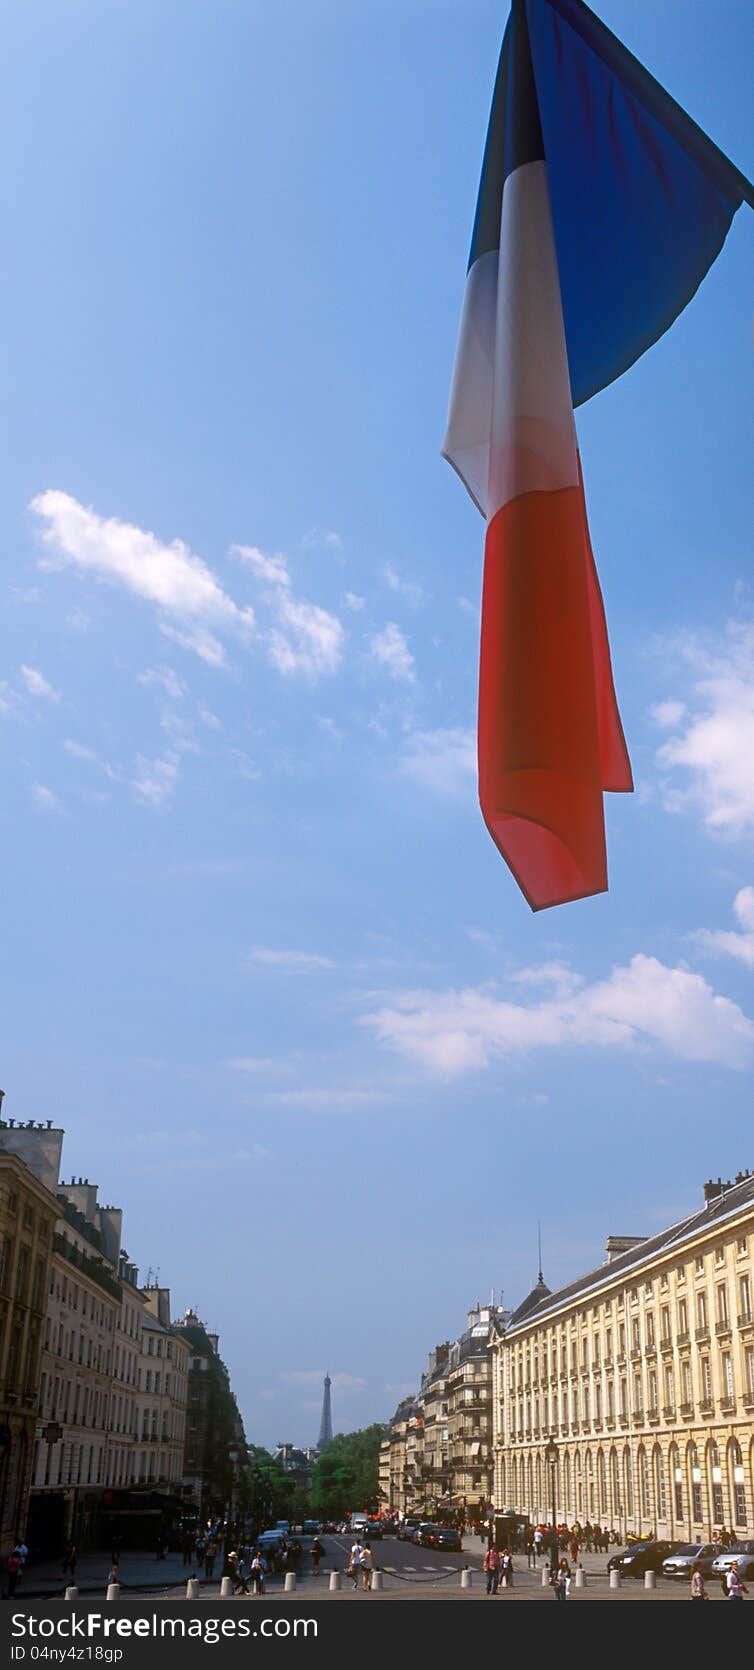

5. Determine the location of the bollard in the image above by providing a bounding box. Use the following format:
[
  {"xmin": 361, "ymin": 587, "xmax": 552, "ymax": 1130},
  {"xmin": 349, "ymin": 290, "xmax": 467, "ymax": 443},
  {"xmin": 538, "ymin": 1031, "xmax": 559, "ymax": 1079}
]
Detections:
[
  {"xmin": 64, "ymin": 1587, "xmax": 78, "ymax": 1601},
  {"xmin": 106, "ymin": 1584, "xmax": 120, "ymax": 1601},
  {"xmin": 329, "ymin": 1570, "xmax": 341, "ymax": 1592},
  {"xmin": 220, "ymin": 1576, "xmax": 234, "ymax": 1597},
  {"xmin": 186, "ymin": 1578, "xmax": 200, "ymax": 1600},
  {"xmin": 371, "ymin": 1570, "xmax": 383, "ymax": 1591},
  {"xmin": 644, "ymin": 1569, "xmax": 656, "ymax": 1590},
  {"xmin": 609, "ymin": 1569, "xmax": 621, "ymax": 1590},
  {"xmin": 461, "ymin": 1568, "xmax": 472, "ymax": 1589},
  {"xmin": 574, "ymin": 1567, "xmax": 586, "ymax": 1589},
  {"xmin": 542, "ymin": 1566, "xmax": 551, "ymax": 1587},
  {"xmin": 284, "ymin": 1572, "xmax": 296, "ymax": 1592}
]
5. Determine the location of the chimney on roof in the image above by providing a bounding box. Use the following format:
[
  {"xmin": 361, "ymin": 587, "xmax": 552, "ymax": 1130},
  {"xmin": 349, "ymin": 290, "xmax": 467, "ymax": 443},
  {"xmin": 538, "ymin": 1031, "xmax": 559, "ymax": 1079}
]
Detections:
[
  {"xmin": 703, "ymin": 1177, "xmax": 732, "ymax": 1204},
  {"xmin": 734, "ymin": 1170, "xmax": 751, "ymax": 1184},
  {"xmin": 604, "ymin": 1234, "xmax": 648, "ymax": 1263}
]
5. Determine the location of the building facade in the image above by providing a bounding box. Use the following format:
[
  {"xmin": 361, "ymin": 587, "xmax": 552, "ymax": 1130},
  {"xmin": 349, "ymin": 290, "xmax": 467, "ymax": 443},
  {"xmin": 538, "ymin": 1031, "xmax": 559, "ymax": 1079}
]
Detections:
[
  {"xmin": 492, "ymin": 1173, "xmax": 754, "ymax": 1541},
  {"xmin": 445, "ymin": 1304, "xmax": 508, "ymax": 1522},
  {"xmin": 135, "ymin": 1286, "xmax": 190, "ymax": 1493},
  {"xmin": 0, "ymin": 1120, "xmax": 60, "ymax": 1556},
  {"xmin": 175, "ymin": 1310, "xmax": 246, "ymax": 1522}
]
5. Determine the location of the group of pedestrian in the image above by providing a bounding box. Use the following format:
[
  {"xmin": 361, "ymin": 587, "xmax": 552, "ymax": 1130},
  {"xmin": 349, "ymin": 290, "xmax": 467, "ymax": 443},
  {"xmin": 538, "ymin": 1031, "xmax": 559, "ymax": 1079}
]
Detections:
[
  {"xmin": 346, "ymin": 1539, "xmax": 375, "ymax": 1590},
  {"xmin": 5, "ymin": 1539, "xmax": 29, "ymax": 1598},
  {"xmin": 483, "ymin": 1546, "xmax": 514, "ymax": 1594},
  {"xmin": 690, "ymin": 1560, "xmax": 749, "ymax": 1602}
]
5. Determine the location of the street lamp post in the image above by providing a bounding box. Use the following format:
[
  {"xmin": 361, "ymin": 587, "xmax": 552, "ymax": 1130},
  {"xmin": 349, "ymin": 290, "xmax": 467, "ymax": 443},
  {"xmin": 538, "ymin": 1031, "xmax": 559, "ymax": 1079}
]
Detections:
[{"xmin": 544, "ymin": 1440, "xmax": 558, "ymax": 1575}]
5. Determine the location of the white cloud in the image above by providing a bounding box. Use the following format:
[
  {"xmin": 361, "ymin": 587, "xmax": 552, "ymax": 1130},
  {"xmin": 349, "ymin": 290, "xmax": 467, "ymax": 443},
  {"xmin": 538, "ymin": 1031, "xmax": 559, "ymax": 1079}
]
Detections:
[
  {"xmin": 696, "ymin": 887, "xmax": 754, "ymax": 969},
  {"xmin": 384, "ymin": 562, "xmax": 423, "ymax": 606},
  {"xmin": 226, "ymin": 1056, "xmax": 285, "ymax": 1073},
  {"xmin": 344, "ymin": 591, "xmax": 365, "ymax": 612},
  {"xmin": 655, "ymin": 621, "xmax": 754, "ymax": 834},
  {"xmin": 131, "ymin": 753, "xmax": 180, "ymax": 809},
  {"xmin": 361, "ymin": 954, "xmax": 754, "ymax": 1076},
  {"xmin": 401, "ymin": 726, "xmax": 475, "ymax": 796},
  {"xmin": 268, "ymin": 594, "xmax": 344, "ymax": 677},
  {"xmin": 300, "ymin": 528, "xmax": 343, "ymax": 553},
  {"xmin": 64, "ymin": 739, "xmax": 98, "ymax": 763},
  {"xmin": 233, "ymin": 540, "xmax": 345, "ymax": 677},
  {"xmin": 650, "ymin": 699, "xmax": 686, "ymax": 728},
  {"xmin": 226, "ymin": 747, "xmax": 260, "ymax": 781},
  {"xmin": 31, "ymin": 490, "xmax": 255, "ymax": 663},
  {"xmin": 32, "ymin": 783, "xmax": 63, "ymax": 814},
  {"xmin": 262, "ymin": 1087, "xmax": 387, "ymax": 1111},
  {"xmin": 369, "ymin": 621, "xmax": 415, "ymax": 683},
  {"xmin": 247, "ymin": 946, "xmax": 334, "ymax": 973},
  {"xmin": 20, "ymin": 664, "xmax": 60, "ymax": 702},
  {"xmin": 137, "ymin": 666, "xmax": 186, "ymax": 700},
  {"xmin": 316, "ymin": 715, "xmax": 343, "ymax": 741}
]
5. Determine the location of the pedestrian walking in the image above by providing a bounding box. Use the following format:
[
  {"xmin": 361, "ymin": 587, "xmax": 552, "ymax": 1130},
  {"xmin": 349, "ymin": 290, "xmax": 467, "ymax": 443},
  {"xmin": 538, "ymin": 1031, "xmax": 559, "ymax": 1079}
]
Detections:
[
  {"xmin": 204, "ymin": 1541, "xmax": 217, "ymax": 1581},
  {"xmin": 551, "ymin": 1558, "xmax": 571, "ymax": 1601},
  {"xmin": 250, "ymin": 1552, "xmax": 266, "ymax": 1595},
  {"xmin": 310, "ymin": 1537, "xmax": 325, "ymax": 1576},
  {"xmin": 347, "ymin": 1540, "xmax": 362, "ymax": 1590},
  {"xmin": 106, "ymin": 1560, "xmax": 120, "ymax": 1589},
  {"xmin": 500, "ymin": 1548, "xmax": 514, "ymax": 1589},
  {"xmin": 483, "ymin": 1545, "xmax": 500, "ymax": 1596},
  {"xmin": 690, "ymin": 1562, "xmax": 708, "ymax": 1601},
  {"xmin": 62, "ymin": 1541, "xmax": 77, "ymax": 1579},
  {"xmin": 360, "ymin": 1543, "xmax": 374, "ymax": 1591},
  {"xmin": 726, "ymin": 1561, "xmax": 748, "ymax": 1600}
]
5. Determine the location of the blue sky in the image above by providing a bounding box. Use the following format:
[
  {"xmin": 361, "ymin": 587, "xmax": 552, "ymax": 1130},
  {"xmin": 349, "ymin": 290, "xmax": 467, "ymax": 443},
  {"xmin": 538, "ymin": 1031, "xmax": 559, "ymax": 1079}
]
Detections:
[{"xmin": 1, "ymin": 0, "xmax": 752, "ymax": 1450}]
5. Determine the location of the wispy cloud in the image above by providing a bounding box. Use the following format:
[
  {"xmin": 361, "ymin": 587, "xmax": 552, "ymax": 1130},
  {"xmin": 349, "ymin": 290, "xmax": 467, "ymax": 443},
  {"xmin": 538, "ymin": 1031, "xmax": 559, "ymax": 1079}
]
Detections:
[
  {"xmin": 137, "ymin": 666, "xmax": 186, "ymax": 700},
  {"xmin": 655, "ymin": 620, "xmax": 754, "ymax": 835},
  {"xmin": 233, "ymin": 541, "xmax": 345, "ymax": 677},
  {"xmin": 300, "ymin": 528, "xmax": 343, "ymax": 553},
  {"xmin": 131, "ymin": 753, "xmax": 180, "ymax": 809},
  {"xmin": 32, "ymin": 783, "xmax": 64, "ymax": 814},
  {"xmin": 401, "ymin": 726, "xmax": 475, "ymax": 796},
  {"xmin": 369, "ymin": 622, "xmax": 415, "ymax": 683},
  {"xmin": 278, "ymin": 1370, "xmax": 366, "ymax": 1392},
  {"xmin": 31, "ymin": 490, "xmax": 255, "ymax": 666},
  {"xmin": 695, "ymin": 887, "xmax": 754, "ymax": 969},
  {"xmin": 261, "ymin": 1086, "xmax": 388, "ymax": 1111},
  {"xmin": 246, "ymin": 946, "xmax": 335, "ymax": 973},
  {"xmin": 384, "ymin": 562, "xmax": 423, "ymax": 607},
  {"xmin": 361, "ymin": 954, "xmax": 754, "ymax": 1075},
  {"xmin": 343, "ymin": 591, "xmax": 365, "ymax": 612},
  {"xmin": 20, "ymin": 664, "xmax": 60, "ymax": 702}
]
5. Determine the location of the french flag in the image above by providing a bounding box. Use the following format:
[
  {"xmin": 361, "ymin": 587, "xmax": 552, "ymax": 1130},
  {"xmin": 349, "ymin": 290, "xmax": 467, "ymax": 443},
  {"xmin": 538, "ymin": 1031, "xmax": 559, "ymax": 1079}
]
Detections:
[{"xmin": 443, "ymin": 0, "xmax": 753, "ymax": 911}]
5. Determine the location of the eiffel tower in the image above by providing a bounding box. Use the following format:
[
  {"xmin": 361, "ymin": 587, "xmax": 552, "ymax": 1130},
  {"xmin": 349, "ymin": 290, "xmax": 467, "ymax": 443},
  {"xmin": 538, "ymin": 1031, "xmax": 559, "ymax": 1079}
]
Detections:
[{"xmin": 317, "ymin": 1373, "xmax": 333, "ymax": 1450}]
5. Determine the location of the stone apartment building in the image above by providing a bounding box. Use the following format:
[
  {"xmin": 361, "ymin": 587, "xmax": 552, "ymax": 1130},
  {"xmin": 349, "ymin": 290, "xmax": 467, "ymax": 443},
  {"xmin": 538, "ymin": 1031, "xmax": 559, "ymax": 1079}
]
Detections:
[
  {"xmin": 492, "ymin": 1173, "xmax": 754, "ymax": 1541},
  {"xmin": 135, "ymin": 1286, "xmax": 190, "ymax": 1494},
  {"xmin": 446, "ymin": 1303, "xmax": 509, "ymax": 1522},
  {"xmin": 0, "ymin": 1114, "xmax": 60, "ymax": 1556},
  {"xmin": 419, "ymin": 1343, "xmax": 451, "ymax": 1513},
  {"xmin": 174, "ymin": 1309, "xmax": 246, "ymax": 1522}
]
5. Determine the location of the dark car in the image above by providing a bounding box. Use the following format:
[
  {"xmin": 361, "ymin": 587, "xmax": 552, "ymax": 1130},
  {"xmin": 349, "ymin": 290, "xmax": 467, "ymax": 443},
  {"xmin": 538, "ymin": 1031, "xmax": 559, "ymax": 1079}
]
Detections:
[
  {"xmin": 416, "ymin": 1522, "xmax": 440, "ymax": 1547},
  {"xmin": 662, "ymin": 1543, "xmax": 718, "ymax": 1581},
  {"xmin": 608, "ymin": 1540, "xmax": 681, "ymax": 1577},
  {"xmin": 425, "ymin": 1526, "xmax": 462, "ymax": 1553},
  {"xmin": 365, "ymin": 1520, "xmax": 383, "ymax": 1540}
]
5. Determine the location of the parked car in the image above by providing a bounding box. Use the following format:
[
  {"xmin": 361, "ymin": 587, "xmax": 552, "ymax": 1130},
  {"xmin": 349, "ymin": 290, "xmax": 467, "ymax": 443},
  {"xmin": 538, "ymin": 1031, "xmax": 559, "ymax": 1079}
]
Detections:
[
  {"xmin": 711, "ymin": 1541, "xmax": 754, "ymax": 1581},
  {"xmin": 365, "ymin": 1520, "xmax": 383, "ymax": 1540},
  {"xmin": 607, "ymin": 1540, "xmax": 681, "ymax": 1577},
  {"xmin": 302, "ymin": 1521, "xmax": 321, "ymax": 1535},
  {"xmin": 425, "ymin": 1526, "xmax": 462, "ymax": 1553},
  {"xmin": 398, "ymin": 1517, "xmax": 422, "ymax": 1541},
  {"xmin": 415, "ymin": 1522, "xmax": 439, "ymax": 1546},
  {"xmin": 662, "ymin": 1544, "xmax": 718, "ymax": 1580}
]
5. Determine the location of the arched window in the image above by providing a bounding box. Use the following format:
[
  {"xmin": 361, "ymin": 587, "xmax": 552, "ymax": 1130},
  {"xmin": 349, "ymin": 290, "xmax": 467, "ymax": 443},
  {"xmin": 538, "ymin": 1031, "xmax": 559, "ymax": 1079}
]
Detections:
[
  {"xmin": 563, "ymin": 1451, "xmax": 571, "ymax": 1516},
  {"xmin": 611, "ymin": 1448, "xmax": 621, "ymax": 1517},
  {"xmin": 730, "ymin": 1439, "xmax": 746, "ymax": 1527},
  {"xmin": 670, "ymin": 1443, "xmax": 683, "ymax": 1523},
  {"xmin": 575, "ymin": 1451, "xmax": 583, "ymax": 1516},
  {"xmin": 653, "ymin": 1447, "xmax": 666, "ymax": 1522},
  {"xmin": 623, "ymin": 1447, "xmax": 634, "ymax": 1519},
  {"xmin": 598, "ymin": 1450, "xmax": 607, "ymax": 1516},
  {"xmin": 639, "ymin": 1447, "xmax": 650, "ymax": 1520},
  {"xmin": 586, "ymin": 1450, "xmax": 595, "ymax": 1517},
  {"xmin": 709, "ymin": 1441, "xmax": 724, "ymax": 1523},
  {"xmin": 689, "ymin": 1444, "xmax": 703, "ymax": 1524}
]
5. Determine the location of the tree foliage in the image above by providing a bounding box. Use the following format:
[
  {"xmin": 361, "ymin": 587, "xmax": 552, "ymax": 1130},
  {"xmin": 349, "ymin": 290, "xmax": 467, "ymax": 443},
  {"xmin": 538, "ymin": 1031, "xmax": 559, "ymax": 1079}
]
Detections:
[{"xmin": 310, "ymin": 1424, "xmax": 387, "ymax": 1519}]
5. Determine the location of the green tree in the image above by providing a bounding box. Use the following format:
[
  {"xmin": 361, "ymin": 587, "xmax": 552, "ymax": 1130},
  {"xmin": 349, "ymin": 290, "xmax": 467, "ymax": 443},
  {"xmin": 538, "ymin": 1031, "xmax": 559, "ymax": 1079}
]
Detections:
[{"xmin": 310, "ymin": 1424, "xmax": 386, "ymax": 1521}]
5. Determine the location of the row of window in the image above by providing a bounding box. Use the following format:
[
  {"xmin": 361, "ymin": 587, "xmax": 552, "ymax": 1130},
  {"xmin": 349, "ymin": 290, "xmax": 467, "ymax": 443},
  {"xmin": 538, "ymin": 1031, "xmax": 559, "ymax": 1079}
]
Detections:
[
  {"xmin": 508, "ymin": 1342, "xmax": 754, "ymax": 1436},
  {"xmin": 506, "ymin": 1267, "xmax": 752, "ymax": 1393},
  {"xmin": 500, "ymin": 1438, "xmax": 750, "ymax": 1529}
]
